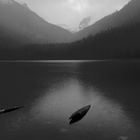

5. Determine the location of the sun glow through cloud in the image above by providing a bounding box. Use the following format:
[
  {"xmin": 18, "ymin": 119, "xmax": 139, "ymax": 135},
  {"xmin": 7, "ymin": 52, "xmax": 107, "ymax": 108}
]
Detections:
[
  {"xmin": 67, "ymin": 0, "xmax": 88, "ymax": 13},
  {"xmin": 30, "ymin": 79, "xmax": 135, "ymax": 136}
]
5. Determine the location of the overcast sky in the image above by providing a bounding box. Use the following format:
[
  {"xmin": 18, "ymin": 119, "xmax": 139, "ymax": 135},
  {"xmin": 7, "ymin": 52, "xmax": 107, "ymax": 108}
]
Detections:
[{"xmin": 16, "ymin": 0, "xmax": 130, "ymax": 31}]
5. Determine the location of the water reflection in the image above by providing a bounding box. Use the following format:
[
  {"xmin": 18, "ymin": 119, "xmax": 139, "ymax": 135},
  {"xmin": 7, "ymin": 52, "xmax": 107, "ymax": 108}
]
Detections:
[
  {"xmin": 30, "ymin": 79, "xmax": 135, "ymax": 140},
  {"xmin": 0, "ymin": 61, "xmax": 139, "ymax": 140}
]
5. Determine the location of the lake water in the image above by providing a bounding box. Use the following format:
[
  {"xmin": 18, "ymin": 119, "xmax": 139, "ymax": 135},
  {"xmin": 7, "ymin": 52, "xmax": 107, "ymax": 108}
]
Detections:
[{"xmin": 0, "ymin": 60, "xmax": 140, "ymax": 140}]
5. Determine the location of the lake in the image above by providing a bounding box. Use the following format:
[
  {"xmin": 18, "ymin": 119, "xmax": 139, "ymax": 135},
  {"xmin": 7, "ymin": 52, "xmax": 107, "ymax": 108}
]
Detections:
[{"xmin": 0, "ymin": 60, "xmax": 140, "ymax": 140}]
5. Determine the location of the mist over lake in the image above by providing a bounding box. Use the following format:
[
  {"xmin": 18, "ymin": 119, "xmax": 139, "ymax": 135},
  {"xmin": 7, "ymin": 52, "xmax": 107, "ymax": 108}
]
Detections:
[{"xmin": 0, "ymin": 61, "xmax": 140, "ymax": 140}]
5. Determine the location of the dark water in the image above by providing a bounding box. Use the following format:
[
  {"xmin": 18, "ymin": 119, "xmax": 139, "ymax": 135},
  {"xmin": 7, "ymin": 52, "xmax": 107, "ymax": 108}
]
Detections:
[{"xmin": 0, "ymin": 61, "xmax": 140, "ymax": 140}]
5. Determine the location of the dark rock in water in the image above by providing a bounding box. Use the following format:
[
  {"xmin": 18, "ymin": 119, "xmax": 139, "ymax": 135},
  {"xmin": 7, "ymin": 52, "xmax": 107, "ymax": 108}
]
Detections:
[
  {"xmin": 69, "ymin": 105, "xmax": 91, "ymax": 125},
  {"xmin": 0, "ymin": 106, "xmax": 24, "ymax": 115}
]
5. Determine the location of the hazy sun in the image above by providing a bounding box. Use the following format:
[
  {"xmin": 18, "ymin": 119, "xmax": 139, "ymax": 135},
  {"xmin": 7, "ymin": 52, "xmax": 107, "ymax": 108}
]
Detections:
[{"xmin": 68, "ymin": 0, "xmax": 88, "ymax": 13}]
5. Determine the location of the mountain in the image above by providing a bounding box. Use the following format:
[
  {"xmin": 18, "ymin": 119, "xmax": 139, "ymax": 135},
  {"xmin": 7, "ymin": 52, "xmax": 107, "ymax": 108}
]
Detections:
[
  {"xmin": 3, "ymin": 0, "xmax": 139, "ymax": 60},
  {"xmin": 79, "ymin": 17, "xmax": 91, "ymax": 30},
  {"xmin": 1, "ymin": 22, "xmax": 140, "ymax": 60},
  {"xmin": 1, "ymin": 0, "xmax": 139, "ymax": 46},
  {"xmin": 0, "ymin": 0, "xmax": 73, "ymax": 44},
  {"xmin": 76, "ymin": 0, "xmax": 140, "ymax": 39},
  {"xmin": 0, "ymin": 0, "xmax": 140, "ymax": 60}
]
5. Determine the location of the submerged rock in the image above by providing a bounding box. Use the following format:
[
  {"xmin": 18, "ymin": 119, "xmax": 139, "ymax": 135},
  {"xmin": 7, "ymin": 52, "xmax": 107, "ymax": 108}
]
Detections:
[
  {"xmin": 0, "ymin": 106, "xmax": 24, "ymax": 115},
  {"xmin": 69, "ymin": 105, "xmax": 91, "ymax": 125}
]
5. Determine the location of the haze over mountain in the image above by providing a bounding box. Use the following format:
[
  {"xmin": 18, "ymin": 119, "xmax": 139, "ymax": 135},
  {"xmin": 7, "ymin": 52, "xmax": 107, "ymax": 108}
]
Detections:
[
  {"xmin": 79, "ymin": 17, "xmax": 91, "ymax": 30},
  {"xmin": 76, "ymin": 0, "xmax": 140, "ymax": 39},
  {"xmin": 1, "ymin": 0, "xmax": 138, "ymax": 60},
  {"xmin": 0, "ymin": 0, "xmax": 139, "ymax": 48},
  {"xmin": 0, "ymin": 0, "xmax": 73, "ymax": 44}
]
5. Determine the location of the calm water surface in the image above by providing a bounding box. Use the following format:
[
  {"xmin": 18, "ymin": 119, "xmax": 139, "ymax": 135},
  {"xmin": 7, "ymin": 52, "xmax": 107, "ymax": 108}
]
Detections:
[{"xmin": 0, "ymin": 61, "xmax": 140, "ymax": 140}]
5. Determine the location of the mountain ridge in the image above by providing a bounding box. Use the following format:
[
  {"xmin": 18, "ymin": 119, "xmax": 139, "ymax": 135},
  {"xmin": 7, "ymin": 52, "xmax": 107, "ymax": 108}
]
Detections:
[
  {"xmin": 76, "ymin": 0, "xmax": 140, "ymax": 39},
  {"xmin": 0, "ymin": 0, "xmax": 74, "ymax": 44},
  {"xmin": 0, "ymin": 0, "xmax": 140, "ymax": 48}
]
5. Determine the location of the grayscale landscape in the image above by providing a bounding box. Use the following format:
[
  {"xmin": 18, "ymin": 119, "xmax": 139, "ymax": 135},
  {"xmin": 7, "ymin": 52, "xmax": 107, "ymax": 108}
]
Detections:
[{"xmin": 0, "ymin": 0, "xmax": 140, "ymax": 140}]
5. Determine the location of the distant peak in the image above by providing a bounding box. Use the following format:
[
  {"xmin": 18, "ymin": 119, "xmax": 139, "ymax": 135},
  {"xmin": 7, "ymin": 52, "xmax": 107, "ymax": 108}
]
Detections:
[
  {"xmin": 21, "ymin": 2, "xmax": 29, "ymax": 9},
  {"xmin": 79, "ymin": 16, "xmax": 91, "ymax": 30}
]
